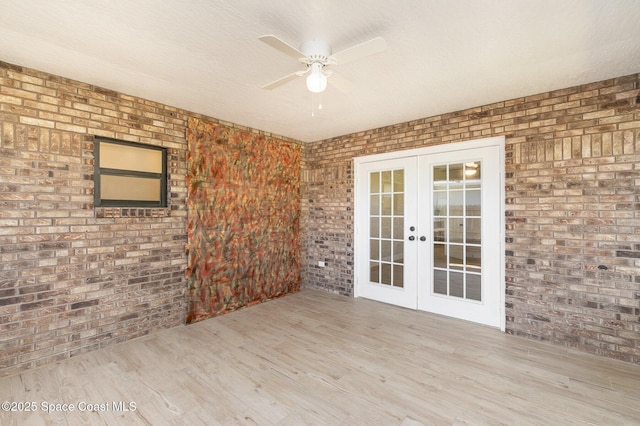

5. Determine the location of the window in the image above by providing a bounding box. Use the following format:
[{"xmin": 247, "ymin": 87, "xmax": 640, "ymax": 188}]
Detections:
[{"xmin": 94, "ymin": 138, "xmax": 167, "ymax": 207}]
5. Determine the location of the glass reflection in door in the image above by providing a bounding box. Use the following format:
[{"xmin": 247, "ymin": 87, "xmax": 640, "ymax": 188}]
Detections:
[{"xmin": 432, "ymin": 162, "xmax": 482, "ymax": 301}]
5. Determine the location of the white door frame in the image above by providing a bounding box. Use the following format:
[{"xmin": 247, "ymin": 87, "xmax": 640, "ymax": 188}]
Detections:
[{"xmin": 353, "ymin": 136, "xmax": 506, "ymax": 331}]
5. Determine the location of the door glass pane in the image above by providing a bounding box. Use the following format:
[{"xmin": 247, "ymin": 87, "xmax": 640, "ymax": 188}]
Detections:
[
  {"xmin": 449, "ymin": 218, "xmax": 464, "ymax": 243},
  {"xmin": 370, "ymin": 217, "xmax": 379, "ymax": 238},
  {"xmin": 381, "ymin": 240, "xmax": 391, "ymax": 261},
  {"xmin": 370, "ymin": 170, "xmax": 381, "ymax": 288},
  {"xmin": 466, "ymin": 274, "xmax": 481, "ymax": 300},
  {"xmin": 433, "ymin": 192, "xmax": 447, "ymax": 216},
  {"xmin": 381, "ymin": 217, "xmax": 391, "ymax": 238},
  {"xmin": 431, "ymin": 162, "xmax": 482, "ymax": 301},
  {"xmin": 433, "ymin": 165, "xmax": 447, "ymax": 183},
  {"xmin": 393, "ymin": 170, "xmax": 404, "ymax": 192},
  {"xmin": 393, "ymin": 264, "xmax": 404, "ymax": 288},
  {"xmin": 466, "ymin": 190, "xmax": 481, "ymax": 216},
  {"xmin": 449, "ymin": 191, "xmax": 464, "ymax": 215},
  {"xmin": 381, "ymin": 171, "xmax": 392, "ymax": 192},
  {"xmin": 370, "ymin": 194, "xmax": 380, "ymax": 215},
  {"xmin": 393, "ymin": 241, "xmax": 404, "ymax": 264},
  {"xmin": 434, "ymin": 270, "xmax": 447, "ymax": 294},
  {"xmin": 449, "ymin": 163, "xmax": 464, "ymax": 187},
  {"xmin": 369, "ymin": 169, "xmax": 405, "ymax": 288},
  {"xmin": 381, "ymin": 263, "xmax": 392, "ymax": 285},
  {"xmin": 381, "ymin": 194, "xmax": 392, "ymax": 215},
  {"xmin": 449, "ymin": 245, "xmax": 464, "ymax": 270},
  {"xmin": 433, "ymin": 218, "xmax": 446, "ymax": 242},
  {"xmin": 450, "ymin": 272, "xmax": 464, "ymax": 298},
  {"xmin": 370, "ymin": 172, "xmax": 380, "ymax": 193},
  {"xmin": 393, "ymin": 194, "xmax": 404, "ymax": 215},
  {"xmin": 434, "ymin": 243, "xmax": 447, "ymax": 268},
  {"xmin": 393, "ymin": 217, "xmax": 404, "ymax": 239},
  {"xmin": 465, "ymin": 162, "xmax": 481, "ymax": 188},
  {"xmin": 370, "ymin": 262, "xmax": 380, "ymax": 283},
  {"xmin": 466, "ymin": 218, "xmax": 481, "ymax": 244},
  {"xmin": 466, "ymin": 246, "xmax": 481, "ymax": 271},
  {"xmin": 370, "ymin": 239, "xmax": 379, "ymax": 260}
]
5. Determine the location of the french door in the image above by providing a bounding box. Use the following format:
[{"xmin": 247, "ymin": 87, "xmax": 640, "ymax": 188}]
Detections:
[
  {"xmin": 355, "ymin": 138, "xmax": 504, "ymax": 329},
  {"xmin": 356, "ymin": 157, "xmax": 418, "ymax": 309}
]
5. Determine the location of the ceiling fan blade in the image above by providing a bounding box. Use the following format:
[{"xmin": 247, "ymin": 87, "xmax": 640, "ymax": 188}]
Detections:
[
  {"xmin": 259, "ymin": 35, "xmax": 305, "ymax": 61},
  {"xmin": 332, "ymin": 36, "xmax": 387, "ymax": 65},
  {"xmin": 262, "ymin": 71, "xmax": 301, "ymax": 90},
  {"xmin": 327, "ymin": 71, "xmax": 353, "ymax": 94}
]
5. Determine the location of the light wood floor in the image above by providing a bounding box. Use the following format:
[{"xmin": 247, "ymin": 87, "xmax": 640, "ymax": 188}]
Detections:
[{"xmin": 1, "ymin": 290, "xmax": 639, "ymax": 425}]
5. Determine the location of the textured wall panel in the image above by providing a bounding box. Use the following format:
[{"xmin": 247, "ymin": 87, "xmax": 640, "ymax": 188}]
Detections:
[{"xmin": 186, "ymin": 118, "xmax": 300, "ymax": 322}]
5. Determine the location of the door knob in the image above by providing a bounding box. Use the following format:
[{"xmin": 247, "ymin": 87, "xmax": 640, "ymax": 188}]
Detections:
[
  {"xmin": 408, "ymin": 236, "xmax": 415, "ymax": 241},
  {"xmin": 409, "ymin": 226, "xmax": 416, "ymax": 231},
  {"xmin": 420, "ymin": 236, "xmax": 426, "ymax": 241}
]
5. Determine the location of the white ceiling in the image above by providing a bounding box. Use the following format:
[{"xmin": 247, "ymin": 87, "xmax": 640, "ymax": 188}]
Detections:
[{"xmin": 1, "ymin": 1, "xmax": 640, "ymax": 143}]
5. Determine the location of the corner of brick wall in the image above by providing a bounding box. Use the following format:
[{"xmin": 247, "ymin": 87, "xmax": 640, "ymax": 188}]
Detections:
[{"xmin": 0, "ymin": 61, "xmax": 305, "ymax": 377}]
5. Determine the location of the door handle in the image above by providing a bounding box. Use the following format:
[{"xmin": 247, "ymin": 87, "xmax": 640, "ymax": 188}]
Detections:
[
  {"xmin": 420, "ymin": 236, "xmax": 426, "ymax": 241},
  {"xmin": 408, "ymin": 236, "xmax": 415, "ymax": 241}
]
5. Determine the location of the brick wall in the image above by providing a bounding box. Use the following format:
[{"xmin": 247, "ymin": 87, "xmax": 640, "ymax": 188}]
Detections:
[
  {"xmin": 0, "ymin": 61, "xmax": 188, "ymax": 377},
  {"xmin": 0, "ymin": 61, "xmax": 298, "ymax": 377},
  {"xmin": 1, "ymin": 60, "xmax": 638, "ymax": 374},
  {"xmin": 301, "ymin": 74, "xmax": 640, "ymax": 363}
]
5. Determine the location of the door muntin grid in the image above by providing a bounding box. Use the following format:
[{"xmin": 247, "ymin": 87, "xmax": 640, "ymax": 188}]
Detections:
[
  {"xmin": 369, "ymin": 169, "xmax": 404, "ymax": 287},
  {"xmin": 432, "ymin": 161, "xmax": 482, "ymax": 301}
]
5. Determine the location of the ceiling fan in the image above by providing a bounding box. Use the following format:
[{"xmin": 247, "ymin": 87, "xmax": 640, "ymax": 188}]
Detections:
[{"xmin": 259, "ymin": 35, "xmax": 387, "ymax": 93}]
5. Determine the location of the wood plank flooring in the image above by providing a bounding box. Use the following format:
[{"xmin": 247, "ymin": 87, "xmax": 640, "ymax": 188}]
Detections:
[{"xmin": 1, "ymin": 289, "xmax": 639, "ymax": 425}]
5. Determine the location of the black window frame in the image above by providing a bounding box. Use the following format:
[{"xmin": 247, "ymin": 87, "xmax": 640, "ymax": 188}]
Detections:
[{"xmin": 94, "ymin": 137, "xmax": 168, "ymax": 208}]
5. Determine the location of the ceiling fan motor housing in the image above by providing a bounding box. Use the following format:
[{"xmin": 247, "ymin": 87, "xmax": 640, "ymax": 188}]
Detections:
[{"xmin": 300, "ymin": 40, "xmax": 332, "ymax": 65}]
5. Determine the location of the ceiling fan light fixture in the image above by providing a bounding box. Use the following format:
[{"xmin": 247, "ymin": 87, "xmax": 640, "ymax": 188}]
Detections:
[
  {"xmin": 259, "ymin": 35, "xmax": 386, "ymax": 93},
  {"xmin": 306, "ymin": 62, "xmax": 327, "ymax": 93}
]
